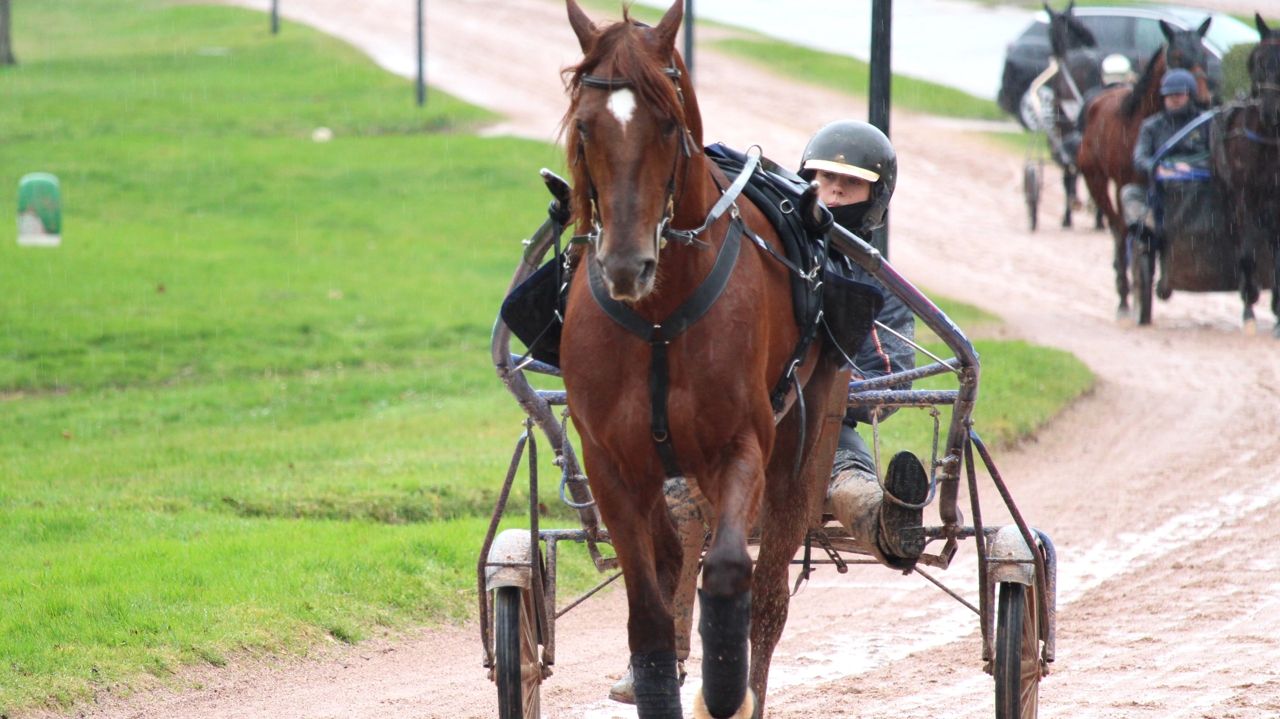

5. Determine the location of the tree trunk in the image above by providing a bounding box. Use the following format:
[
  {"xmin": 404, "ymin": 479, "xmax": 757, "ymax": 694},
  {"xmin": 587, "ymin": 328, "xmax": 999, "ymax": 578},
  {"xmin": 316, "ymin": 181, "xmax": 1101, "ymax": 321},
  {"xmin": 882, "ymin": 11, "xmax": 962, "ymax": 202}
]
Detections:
[{"xmin": 0, "ymin": 0, "xmax": 16, "ymax": 66}]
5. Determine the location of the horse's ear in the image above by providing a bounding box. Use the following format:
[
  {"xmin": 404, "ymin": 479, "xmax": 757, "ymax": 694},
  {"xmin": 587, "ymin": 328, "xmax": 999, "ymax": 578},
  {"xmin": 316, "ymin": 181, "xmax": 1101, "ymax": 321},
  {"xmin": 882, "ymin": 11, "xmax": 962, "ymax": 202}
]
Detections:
[
  {"xmin": 1159, "ymin": 19, "xmax": 1176, "ymax": 42},
  {"xmin": 1042, "ymin": 1, "xmax": 1052, "ymax": 15},
  {"xmin": 1071, "ymin": 20, "xmax": 1097, "ymax": 47},
  {"xmin": 1257, "ymin": 13, "xmax": 1272, "ymax": 38},
  {"xmin": 651, "ymin": 0, "xmax": 684, "ymax": 53},
  {"xmin": 1066, "ymin": 0, "xmax": 1075, "ymax": 13},
  {"xmin": 566, "ymin": 0, "xmax": 598, "ymax": 54},
  {"xmin": 1197, "ymin": 17, "xmax": 1212, "ymax": 37}
]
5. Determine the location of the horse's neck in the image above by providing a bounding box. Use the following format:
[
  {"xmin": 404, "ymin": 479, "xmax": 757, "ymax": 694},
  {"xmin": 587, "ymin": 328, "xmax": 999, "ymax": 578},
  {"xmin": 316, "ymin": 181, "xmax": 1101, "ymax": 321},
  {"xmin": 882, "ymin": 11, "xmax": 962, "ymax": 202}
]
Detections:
[
  {"xmin": 672, "ymin": 154, "xmax": 716, "ymax": 229},
  {"xmin": 1138, "ymin": 81, "xmax": 1164, "ymax": 117}
]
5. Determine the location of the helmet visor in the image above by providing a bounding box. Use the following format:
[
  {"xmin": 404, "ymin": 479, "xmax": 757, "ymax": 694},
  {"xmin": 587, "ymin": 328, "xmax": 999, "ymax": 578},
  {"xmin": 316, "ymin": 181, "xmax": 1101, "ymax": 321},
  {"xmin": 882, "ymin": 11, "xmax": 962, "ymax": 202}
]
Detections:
[{"xmin": 802, "ymin": 159, "xmax": 880, "ymax": 183}]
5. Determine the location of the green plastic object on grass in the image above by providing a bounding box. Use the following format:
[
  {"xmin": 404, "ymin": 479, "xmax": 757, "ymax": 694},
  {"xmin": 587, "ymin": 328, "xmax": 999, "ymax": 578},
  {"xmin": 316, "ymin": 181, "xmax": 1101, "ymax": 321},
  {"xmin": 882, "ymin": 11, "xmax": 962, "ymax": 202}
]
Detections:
[{"xmin": 18, "ymin": 172, "xmax": 62, "ymax": 246}]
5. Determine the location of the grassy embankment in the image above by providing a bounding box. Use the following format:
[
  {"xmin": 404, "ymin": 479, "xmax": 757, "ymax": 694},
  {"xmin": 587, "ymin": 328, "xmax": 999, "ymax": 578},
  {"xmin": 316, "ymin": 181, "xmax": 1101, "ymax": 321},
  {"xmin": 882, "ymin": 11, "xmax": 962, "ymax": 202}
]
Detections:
[{"xmin": 0, "ymin": 0, "xmax": 1090, "ymax": 711}]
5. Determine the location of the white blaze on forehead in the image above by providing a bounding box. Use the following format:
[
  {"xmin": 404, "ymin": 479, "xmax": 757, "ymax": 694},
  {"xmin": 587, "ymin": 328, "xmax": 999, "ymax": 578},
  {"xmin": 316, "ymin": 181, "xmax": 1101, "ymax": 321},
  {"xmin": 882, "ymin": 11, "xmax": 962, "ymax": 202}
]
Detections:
[{"xmin": 607, "ymin": 88, "xmax": 637, "ymax": 130}]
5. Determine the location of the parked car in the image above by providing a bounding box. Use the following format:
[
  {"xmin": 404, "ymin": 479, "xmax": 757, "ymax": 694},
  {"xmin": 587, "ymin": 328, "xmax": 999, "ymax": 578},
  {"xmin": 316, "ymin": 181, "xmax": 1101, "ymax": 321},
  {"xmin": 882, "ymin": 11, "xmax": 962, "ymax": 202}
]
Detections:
[{"xmin": 997, "ymin": 5, "xmax": 1261, "ymax": 126}]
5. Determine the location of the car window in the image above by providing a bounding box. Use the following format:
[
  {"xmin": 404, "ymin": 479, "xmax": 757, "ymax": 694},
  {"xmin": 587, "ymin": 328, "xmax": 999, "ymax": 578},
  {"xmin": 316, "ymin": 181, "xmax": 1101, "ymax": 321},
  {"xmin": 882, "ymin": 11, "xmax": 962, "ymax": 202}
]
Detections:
[
  {"xmin": 1018, "ymin": 21, "xmax": 1049, "ymax": 43},
  {"xmin": 1161, "ymin": 8, "xmax": 1260, "ymax": 54},
  {"xmin": 1134, "ymin": 18, "xmax": 1166, "ymax": 59},
  {"xmin": 1079, "ymin": 15, "xmax": 1133, "ymax": 50},
  {"xmin": 1202, "ymin": 14, "xmax": 1262, "ymax": 53}
]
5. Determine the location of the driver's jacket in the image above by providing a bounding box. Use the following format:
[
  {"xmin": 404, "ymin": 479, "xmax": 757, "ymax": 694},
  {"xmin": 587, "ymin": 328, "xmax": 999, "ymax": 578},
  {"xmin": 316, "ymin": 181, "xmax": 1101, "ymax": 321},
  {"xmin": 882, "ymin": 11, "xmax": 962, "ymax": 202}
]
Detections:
[
  {"xmin": 842, "ymin": 259, "xmax": 915, "ymax": 427},
  {"xmin": 1133, "ymin": 108, "xmax": 1209, "ymax": 182}
]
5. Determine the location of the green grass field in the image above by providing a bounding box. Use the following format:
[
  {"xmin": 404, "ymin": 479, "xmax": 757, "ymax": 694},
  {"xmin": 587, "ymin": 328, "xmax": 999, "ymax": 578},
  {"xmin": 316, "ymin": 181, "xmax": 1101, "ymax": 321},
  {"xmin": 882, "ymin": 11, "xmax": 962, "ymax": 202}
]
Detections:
[{"xmin": 1, "ymin": 0, "xmax": 1090, "ymax": 711}]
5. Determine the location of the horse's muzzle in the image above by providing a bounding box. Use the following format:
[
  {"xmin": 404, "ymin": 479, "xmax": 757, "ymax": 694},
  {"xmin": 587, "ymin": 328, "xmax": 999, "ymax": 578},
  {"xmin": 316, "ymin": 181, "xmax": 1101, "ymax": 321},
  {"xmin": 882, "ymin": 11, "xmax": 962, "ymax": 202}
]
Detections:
[{"xmin": 598, "ymin": 251, "xmax": 657, "ymax": 302}]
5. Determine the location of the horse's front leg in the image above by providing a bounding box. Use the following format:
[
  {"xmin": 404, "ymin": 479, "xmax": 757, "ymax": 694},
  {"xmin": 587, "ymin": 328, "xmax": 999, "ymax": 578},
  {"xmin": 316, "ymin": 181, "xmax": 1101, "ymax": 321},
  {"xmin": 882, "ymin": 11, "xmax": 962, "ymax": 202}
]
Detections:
[
  {"xmin": 583, "ymin": 441, "xmax": 683, "ymax": 719},
  {"xmin": 695, "ymin": 436, "xmax": 765, "ymax": 719},
  {"xmin": 1062, "ymin": 164, "xmax": 1078, "ymax": 228},
  {"xmin": 1235, "ymin": 205, "xmax": 1261, "ymax": 334},
  {"xmin": 1270, "ymin": 233, "xmax": 1280, "ymax": 339}
]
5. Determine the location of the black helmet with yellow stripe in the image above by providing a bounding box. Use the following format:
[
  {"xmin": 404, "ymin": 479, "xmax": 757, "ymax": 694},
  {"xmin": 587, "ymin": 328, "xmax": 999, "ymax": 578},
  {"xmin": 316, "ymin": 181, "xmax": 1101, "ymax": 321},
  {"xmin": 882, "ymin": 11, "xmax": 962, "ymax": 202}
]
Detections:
[{"xmin": 799, "ymin": 120, "xmax": 897, "ymax": 236}]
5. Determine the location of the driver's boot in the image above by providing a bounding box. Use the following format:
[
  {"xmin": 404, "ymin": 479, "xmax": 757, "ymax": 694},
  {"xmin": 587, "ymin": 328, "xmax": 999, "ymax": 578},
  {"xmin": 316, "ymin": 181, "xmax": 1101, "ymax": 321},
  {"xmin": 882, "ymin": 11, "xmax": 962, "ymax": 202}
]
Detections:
[
  {"xmin": 828, "ymin": 451, "xmax": 929, "ymax": 569},
  {"xmin": 609, "ymin": 661, "xmax": 687, "ymax": 705}
]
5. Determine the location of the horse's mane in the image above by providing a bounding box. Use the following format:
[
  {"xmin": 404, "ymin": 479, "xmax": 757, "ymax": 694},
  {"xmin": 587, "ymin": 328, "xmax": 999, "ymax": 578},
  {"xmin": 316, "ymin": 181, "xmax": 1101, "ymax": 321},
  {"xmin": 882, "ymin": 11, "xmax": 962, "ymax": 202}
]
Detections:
[
  {"xmin": 560, "ymin": 11, "xmax": 689, "ymax": 234},
  {"xmin": 1123, "ymin": 49, "xmax": 1164, "ymax": 118}
]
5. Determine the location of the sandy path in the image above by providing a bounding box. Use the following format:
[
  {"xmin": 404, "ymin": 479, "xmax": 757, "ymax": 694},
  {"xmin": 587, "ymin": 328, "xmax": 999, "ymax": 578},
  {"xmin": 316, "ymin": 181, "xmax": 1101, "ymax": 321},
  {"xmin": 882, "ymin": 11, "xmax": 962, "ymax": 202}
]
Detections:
[{"xmin": 37, "ymin": 1, "xmax": 1280, "ymax": 718}]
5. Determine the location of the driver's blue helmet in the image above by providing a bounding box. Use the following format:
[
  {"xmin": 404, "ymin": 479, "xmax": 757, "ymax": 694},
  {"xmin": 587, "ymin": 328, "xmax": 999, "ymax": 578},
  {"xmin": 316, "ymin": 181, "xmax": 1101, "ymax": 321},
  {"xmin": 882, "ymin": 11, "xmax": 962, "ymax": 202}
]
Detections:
[{"xmin": 1160, "ymin": 69, "xmax": 1197, "ymax": 97}]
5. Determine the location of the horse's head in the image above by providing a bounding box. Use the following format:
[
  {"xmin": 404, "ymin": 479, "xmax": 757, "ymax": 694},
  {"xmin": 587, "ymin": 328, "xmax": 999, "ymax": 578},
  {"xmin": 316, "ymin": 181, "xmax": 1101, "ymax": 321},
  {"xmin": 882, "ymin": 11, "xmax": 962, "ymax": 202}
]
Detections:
[
  {"xmin": 562, "ymin": 0, "xmax": 702, "ymax": 303},
  {"xmin": 1044, "ymin": 1, "xmax": 1096, "ymax": 59},
  {"xmin": 1160, "ymin": 17, "xmax": 1213, "ymax": 103},
  {"xmin": 1250, "ymin": 14, "xmax": 1280, "ymax": 128}
]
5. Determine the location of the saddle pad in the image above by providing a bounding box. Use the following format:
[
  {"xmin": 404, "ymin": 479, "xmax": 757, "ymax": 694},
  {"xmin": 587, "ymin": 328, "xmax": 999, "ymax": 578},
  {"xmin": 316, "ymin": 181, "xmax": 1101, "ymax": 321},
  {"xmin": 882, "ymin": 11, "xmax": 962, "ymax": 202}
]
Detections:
[{"xmin": 499, "ymin": 257, "xmax": 566, "ymax": 368}]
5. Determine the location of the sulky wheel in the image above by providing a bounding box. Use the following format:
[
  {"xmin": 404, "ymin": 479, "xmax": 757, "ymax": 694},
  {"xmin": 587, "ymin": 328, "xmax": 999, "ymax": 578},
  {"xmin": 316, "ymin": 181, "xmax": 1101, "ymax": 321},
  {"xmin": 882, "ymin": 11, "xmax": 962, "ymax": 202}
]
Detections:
[
  {"xmin": 494, "ymin": 586, "xmax": 542, "ymax": 719},
  {"xmin": 1131, "ymin": 239, "xmax": 1155, "ymax": 326},
  {"xmin": 994, "ymin": 581, "xmax": 1041, "ymax": 719},
  {"xmin": 1023, "ymin": 161, "xmax": 1042, "ymax": 232}
]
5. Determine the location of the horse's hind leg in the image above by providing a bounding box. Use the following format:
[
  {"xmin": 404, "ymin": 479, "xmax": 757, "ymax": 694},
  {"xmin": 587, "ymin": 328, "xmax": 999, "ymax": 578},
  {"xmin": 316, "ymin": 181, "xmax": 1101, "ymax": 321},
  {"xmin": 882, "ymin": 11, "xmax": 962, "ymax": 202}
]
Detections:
[
  {"xmin": 747, "ymin": 362, "xmax": 850, "ymax": 715},
  {"xmin": 1062, "ymin": 165, "xmax": 1078, "ymax": 228},
  {"xmin": 1082, "ymin": 169, "xmax": 1128, "ymax": 314},
  {"xmin": 1240, "ymin": 243, "xmax": 1259, "ymax": 335},
  {"xmin": 1111, "ymin": 182, "xmax": 1134, "ymax": 316}
]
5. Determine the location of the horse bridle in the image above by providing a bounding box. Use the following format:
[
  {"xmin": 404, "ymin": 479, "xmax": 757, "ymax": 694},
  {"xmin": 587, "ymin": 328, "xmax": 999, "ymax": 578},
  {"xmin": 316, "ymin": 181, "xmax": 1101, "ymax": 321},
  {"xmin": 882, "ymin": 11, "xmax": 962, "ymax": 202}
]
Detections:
[
  {"xmin": 573, "ymin": 63, "xmax": 709, "ymax": 255},
  {"xmin": 1252, "ymin": 37, "xmax": 1280, "ymax": 96}
]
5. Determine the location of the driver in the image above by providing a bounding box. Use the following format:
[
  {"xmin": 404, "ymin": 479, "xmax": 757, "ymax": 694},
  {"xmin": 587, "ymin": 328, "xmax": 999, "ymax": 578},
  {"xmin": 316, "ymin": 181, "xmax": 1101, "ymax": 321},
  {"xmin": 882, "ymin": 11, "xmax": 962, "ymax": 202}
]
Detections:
[
  {"xmin": 1119, "ymin": 68, "xmax": 1210, "ymax": 290},
  {"xmin": 800, "ymin": 120, "xmax": 928, "ymax": 571}
]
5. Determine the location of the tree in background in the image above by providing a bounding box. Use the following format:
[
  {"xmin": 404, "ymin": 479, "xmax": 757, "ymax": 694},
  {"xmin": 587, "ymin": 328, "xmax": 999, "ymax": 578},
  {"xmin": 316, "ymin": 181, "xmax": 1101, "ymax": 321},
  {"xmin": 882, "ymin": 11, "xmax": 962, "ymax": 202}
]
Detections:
[{"xmin": 1, "ymin": 0, "xmax": 16, "ymax": 66}]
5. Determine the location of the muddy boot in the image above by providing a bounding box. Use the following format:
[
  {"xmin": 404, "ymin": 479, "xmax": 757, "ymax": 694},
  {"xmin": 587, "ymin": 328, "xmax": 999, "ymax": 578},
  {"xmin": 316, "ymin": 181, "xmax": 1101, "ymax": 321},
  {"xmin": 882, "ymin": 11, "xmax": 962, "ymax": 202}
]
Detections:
[
  {"xmin": 609, "ymin": 661, "xmax": 687, "ymax": 704},
  {"xmin": 878, "ymin": 451, "xmax": 929, "ymax": 560},
  {"xmin": 828, "ymin": 451, "xmax": 928, "ymax": 570}
]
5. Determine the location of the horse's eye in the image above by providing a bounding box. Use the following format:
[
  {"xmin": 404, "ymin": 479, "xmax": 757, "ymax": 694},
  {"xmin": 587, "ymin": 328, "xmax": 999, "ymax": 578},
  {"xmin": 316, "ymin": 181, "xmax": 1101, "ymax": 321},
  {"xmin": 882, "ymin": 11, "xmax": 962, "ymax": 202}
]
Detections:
[{"xmin": 661, "ymin": 120, "xmax": 678, "ymax": 137}]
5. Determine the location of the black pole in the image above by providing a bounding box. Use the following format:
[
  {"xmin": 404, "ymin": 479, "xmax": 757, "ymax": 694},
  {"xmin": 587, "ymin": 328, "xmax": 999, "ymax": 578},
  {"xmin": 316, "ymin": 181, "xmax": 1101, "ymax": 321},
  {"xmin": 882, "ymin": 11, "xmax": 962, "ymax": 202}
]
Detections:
[
  {"xmin": 271, "ymin": 0, "xmax": 279, "ymax": 34},
  {"xmin": 416, "ymin": 0, "xmax": 426, "ymax": 106},
  {"xmin": 683, "ymin": 0, "xmax": 694, "ymax": 79},
  {"xmin": 868, "ymin": 0, "xmax": 892, "ymax": 256}
]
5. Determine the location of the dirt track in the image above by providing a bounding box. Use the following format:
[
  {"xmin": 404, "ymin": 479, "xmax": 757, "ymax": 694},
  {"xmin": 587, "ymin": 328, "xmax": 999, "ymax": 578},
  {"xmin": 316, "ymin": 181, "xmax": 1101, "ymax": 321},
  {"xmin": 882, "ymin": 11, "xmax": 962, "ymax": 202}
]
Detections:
[{"xmin": 45, "ymin": 1, "xmax": 1280, "ymax": 718}]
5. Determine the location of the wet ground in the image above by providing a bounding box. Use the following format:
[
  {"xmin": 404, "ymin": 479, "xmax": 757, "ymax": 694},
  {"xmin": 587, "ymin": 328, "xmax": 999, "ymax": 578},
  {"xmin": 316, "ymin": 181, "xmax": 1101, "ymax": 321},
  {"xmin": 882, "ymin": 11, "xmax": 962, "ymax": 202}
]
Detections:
[{"xmin": 37, "ymin": 1, "xmax": 1280, "ymax": 717}]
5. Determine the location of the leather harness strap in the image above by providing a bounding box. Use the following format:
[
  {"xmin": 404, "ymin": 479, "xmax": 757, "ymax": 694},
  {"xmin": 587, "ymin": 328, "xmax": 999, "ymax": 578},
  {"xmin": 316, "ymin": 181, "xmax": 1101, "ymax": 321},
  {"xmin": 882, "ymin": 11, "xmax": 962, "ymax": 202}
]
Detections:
[{"xmin": 588, "ymin": 218, "xmax": 745, "ymax": 478}]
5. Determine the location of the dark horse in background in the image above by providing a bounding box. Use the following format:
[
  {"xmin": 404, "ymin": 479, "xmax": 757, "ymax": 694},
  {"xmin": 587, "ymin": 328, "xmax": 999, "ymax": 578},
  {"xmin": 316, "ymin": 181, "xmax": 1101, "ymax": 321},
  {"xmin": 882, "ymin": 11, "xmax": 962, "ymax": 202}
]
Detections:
[
  {"xmin": 1077, "ymin": 18, "xmax": 1213, "ymax": 316},
  {"xmin": 558, "ymin": 2, "xmax": 852, "ymax": 716},
  {"xmin": 1212, "ymin": 14, "xmax": 1280, "ymax": 337},
  {"xmin": 1044, "ymin": 1, "xmax": 1103, "ymax": 229}
]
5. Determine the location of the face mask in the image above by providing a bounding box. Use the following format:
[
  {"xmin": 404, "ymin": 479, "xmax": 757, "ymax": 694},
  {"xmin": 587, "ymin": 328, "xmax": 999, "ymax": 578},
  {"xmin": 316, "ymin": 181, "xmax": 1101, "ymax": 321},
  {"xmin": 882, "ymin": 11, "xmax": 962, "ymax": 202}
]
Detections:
[
  {"xmin": 830, "ymin": 200, "xmax": 874, "ymax": 235},
  {"xmin": 1167, "ymin": 101, "xmax": 1195, "ymax": 121}
]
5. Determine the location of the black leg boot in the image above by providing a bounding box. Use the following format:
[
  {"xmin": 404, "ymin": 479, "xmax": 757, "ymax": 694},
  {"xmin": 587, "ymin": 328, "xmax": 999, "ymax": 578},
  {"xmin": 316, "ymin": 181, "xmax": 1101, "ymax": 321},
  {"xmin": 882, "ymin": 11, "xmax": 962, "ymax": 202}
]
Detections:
[{"xmin": 631, "ymin": 650, "xmax": 683, "ymax": 719}]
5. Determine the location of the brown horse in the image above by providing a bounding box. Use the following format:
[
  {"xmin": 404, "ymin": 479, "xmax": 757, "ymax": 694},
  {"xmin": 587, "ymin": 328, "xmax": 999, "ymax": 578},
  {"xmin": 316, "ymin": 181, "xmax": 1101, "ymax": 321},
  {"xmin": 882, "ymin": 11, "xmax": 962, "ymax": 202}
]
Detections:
[
  {"xmin": 558, "ymin": 2, "xmax": 849, "ymax": 717},
  {"xmin": 1212, "ymin": 14, "xmax": 1280, "ymax": 336},
  {"xmin": 1077, "ymin": 18, "xmax": 1212, "ymax": 316}
]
